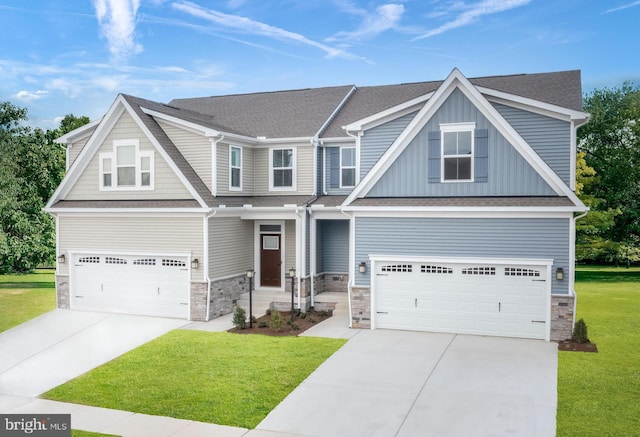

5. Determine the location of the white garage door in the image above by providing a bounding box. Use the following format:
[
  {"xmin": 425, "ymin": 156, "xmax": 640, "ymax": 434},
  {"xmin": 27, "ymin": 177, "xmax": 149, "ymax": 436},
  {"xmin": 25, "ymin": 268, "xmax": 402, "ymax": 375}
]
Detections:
[
  {"xmin": 70, "ymin": 253, "xmax": 190, "ymax": 319},
  {"xmin": 374, "ymin": 259, "xmax": 550, "ymax": 340}
]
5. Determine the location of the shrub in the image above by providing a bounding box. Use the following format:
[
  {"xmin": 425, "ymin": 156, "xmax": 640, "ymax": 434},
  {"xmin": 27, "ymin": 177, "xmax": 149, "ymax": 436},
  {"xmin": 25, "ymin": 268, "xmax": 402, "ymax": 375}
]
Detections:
[
  {"xmin": 258, "ymin": 321, "xmax": 268, "ymax": 328},
  {"xmin": 232, "ymin": 305, "xmax": 246, "ymax": 330},
  {"xmin": 573, "ymin": 318, "xmax": 589, "ymax": 343},
  {"xmin": 265, "ymin": 308, "xmax": 272, "ymax": 316},
  {"xmin": 270, "ymin": 309, "xmax": 283, "ymax": 331},
  {"xmin": 288, "ymin": 321, "xmax": 300, "ymax": 331}
]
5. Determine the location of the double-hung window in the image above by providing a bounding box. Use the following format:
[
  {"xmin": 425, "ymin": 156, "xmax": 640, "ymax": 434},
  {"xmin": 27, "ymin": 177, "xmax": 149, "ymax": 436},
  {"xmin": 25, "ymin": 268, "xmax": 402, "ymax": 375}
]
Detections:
[
  {"xmin": 270, "ymin": 148, "xmax": 295, "ymax": 190},
  {"xmin": 229, "ymin": 145, "xmax": 242, "ymax": 191},
  {"xmin": 99, "ymin": 139, "xmax": 154, "ymax": 190},
  {"xmin": 340, "ymin": 147, "xmax": 356, "ymax": 188},
  {"xmin": 441, "ymin": 123, "xmax": 475, "ymax": 182}
]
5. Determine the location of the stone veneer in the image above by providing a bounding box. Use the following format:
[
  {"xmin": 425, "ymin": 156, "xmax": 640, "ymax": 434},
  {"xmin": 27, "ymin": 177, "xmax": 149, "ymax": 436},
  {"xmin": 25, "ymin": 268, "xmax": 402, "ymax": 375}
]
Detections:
[
  {"xmin": 206, "ymin": 274, "xmax": 248, "ymax": 320},
  {"xmin": 350, "ymin": 285, "xmax": 371, "ymax": 328},
  {"xmin": 550, "ymin": 294, "xmax": 575, "ymax": 341},
  {"xmin": 55, "ymin": 275, "xmax": 70, "ymax": 309},
  {"xmin": 314, "ymin": 273, "xmax": 349, "ymax": 294}
]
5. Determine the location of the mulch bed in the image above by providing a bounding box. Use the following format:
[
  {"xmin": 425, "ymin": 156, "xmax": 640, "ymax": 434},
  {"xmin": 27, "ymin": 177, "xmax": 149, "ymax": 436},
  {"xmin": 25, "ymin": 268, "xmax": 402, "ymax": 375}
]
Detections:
[
  {"xmin": 556, "ymin": 339, "xmax": 598, "ymax": 352},
  {"xmin": 228, "ymin": 310, "xmax": 333, "ymax": 336}
]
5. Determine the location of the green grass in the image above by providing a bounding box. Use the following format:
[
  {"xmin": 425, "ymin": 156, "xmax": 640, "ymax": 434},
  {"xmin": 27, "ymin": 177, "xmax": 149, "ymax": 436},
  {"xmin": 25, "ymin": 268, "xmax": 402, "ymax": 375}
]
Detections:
[
  {"xmin": 556, "ymin": 266, "xmax": 640, "ymax": 436},
  {"xmin": 44, "ymin": 330, "xmax": 346, "ymax": 429},
  {"xmin": 0, "ymin": 269, "xmax": 56, "ymax": 333},
  {"xmin": 72, "ymin": 431, "xmax": 119, "ymax": 437}
]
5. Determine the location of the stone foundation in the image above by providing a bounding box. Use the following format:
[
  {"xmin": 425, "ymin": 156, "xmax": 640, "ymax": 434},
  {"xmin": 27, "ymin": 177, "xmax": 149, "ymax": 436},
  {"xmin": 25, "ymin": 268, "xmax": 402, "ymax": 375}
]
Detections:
[
  {"xmin": 55, "ymin": 275, "xmax": 70, "ymax": 309},
  {"xmin": 314, "ymin": 273, "xmax": 349, "ymax": 293},
  {"xmin": 550, "ymin": 294, "xmax": 575, "ymax": 341},
  {"xmin": 189, "ymin": 282, "xmax": 208, "ymax": 321},
  {"xmin": 206, "ymin": 275, "xmax": 249, "ymax": 320},
  {"xmin": 350, "ymin": 285, "xmax": 371, "ymax": 328}
]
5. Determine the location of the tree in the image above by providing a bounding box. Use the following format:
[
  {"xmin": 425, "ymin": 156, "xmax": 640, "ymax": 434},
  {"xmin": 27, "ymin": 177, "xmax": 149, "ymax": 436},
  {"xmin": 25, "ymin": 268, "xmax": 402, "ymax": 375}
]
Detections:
[{"xmin": 0, "ymin": 103, "xmax": 89, "ymax": 272}]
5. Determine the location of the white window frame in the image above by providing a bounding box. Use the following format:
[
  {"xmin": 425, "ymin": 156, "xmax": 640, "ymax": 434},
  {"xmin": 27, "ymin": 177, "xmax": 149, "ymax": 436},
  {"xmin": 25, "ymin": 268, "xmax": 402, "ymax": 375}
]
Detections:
[
  {"xmin": 269, "ymin": 147, "xmax": 296, "ymax": 191},
  {"xmin": 229, "ymin": 145, "xmax": 242, "ymax": 191},
  {"xmin": 440, "ymin": 122, "xmax": 475, "ymax": 183},
  {"xmin": 99, "ymin": 139, "xmax": 154, "ymax": 191},
  {"xmin": 340, "ymin": 146, "xmax": 357, "ymax": 188}
]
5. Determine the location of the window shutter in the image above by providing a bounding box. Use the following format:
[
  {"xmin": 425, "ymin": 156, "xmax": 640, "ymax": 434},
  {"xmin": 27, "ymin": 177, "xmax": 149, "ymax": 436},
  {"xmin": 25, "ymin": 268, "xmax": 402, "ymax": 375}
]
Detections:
[
  {"xmin": 474, "ymin": 129, "xmax": 488, "ymax": 183},
  {"xmin": 329, "ymin": 148, "xmax": 340, "ymax": 188},
  {"xmin": 428, "ymin": 131, "xmax": 441, "ymax": 183}
]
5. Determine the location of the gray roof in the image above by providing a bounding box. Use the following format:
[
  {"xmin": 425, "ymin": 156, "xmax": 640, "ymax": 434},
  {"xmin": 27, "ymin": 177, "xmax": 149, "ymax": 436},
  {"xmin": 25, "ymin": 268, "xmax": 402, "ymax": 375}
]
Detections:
[
  {"xmin": 50, "ymin": 200, "xmax": 202, "ymax": 209},
  {"xmin": 311, "ymin": 196, "xmax": 348, "ymax": 207},
  {"xmin": 349, "ymin": 197, "xmax": 576, "ymax": 207}
]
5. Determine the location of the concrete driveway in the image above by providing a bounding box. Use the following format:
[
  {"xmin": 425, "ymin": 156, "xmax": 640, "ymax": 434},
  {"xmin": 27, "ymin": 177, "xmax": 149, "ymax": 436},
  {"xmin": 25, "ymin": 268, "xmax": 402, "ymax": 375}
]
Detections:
[
  {"xmin": 0, "ymin": 309, "xmax": 187, "ymax": 397},
  {"xmin": 253, "ymin": 330, "xmax": 558, "ymax": 437}
]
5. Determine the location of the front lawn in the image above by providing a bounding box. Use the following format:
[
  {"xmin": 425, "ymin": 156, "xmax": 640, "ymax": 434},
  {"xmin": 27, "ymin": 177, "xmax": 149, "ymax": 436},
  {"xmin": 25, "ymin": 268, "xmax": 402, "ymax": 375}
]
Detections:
[
  {"xmin": 44, "ymin": 330, "xmax": 346, "ymax": 429},
  {"xmin": 0, "ymin": 269, "xmax": 56, "ymax": 333},
  {"xmin": 556, "ymin": 266, "xmax": 640, "ymax": 436}
]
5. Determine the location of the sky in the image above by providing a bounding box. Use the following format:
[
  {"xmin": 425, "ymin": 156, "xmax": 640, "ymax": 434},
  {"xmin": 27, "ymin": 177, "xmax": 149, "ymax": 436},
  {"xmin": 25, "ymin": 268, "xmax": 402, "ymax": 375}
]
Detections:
[{"xmin": 1, "ymin": 0, "xmax": 639, "ymax": 129}]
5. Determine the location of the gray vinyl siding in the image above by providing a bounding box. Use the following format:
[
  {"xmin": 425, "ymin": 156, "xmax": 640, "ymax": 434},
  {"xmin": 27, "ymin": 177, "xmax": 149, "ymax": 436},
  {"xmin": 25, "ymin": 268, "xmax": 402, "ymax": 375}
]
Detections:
[
  {"xmin": 318, "ymin": 220, "xmax": 349, "ymax": 272},
  {"xmin": 58, "ymin": 215, "xmax": 205, "ymax": 281},
  {"xmin": 157, "ymin": 120, "xmax": 212, "ymax": 192},
  {"xmin": 360, "ymin": 111, "xmax": 417, "ymax": 179},
  {"xmin": 368, "ymin": 89, "xmax": 556, "ymax": 197},
  {"xmin": 493, "ymin": 103, "xmax": 571, "ymax": 185},
  {"xmin": 354, "ymin": 216, "xmax": 570, "ymax": 295},
  {"xmin": 285, "ymin": 220, "xmax": 296, "ymax": 272},
  {"xmin": 66, "ymin": 112, "xmax": 193, "ymax": 200},
  {"xmin": 209, "ymin": 217, "xmax": 253, "ymax": 279},
  {"xmin": 254, "ymin": 145, "xmax": 314, "ymax": 195},
  {"xmin": 68, "ymin": 132, "xmax": 95, "ymax": 170}
]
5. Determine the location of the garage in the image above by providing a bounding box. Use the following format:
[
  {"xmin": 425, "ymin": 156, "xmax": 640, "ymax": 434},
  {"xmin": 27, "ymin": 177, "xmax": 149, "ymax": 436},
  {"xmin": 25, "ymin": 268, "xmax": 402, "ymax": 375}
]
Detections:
[
  {"xmin": 70, "ymin": 253, "xmax": 190, "ymax": 319},
  {"xmin": 372, "ymin": 257, "xmax": 551, "ymax": 340}
]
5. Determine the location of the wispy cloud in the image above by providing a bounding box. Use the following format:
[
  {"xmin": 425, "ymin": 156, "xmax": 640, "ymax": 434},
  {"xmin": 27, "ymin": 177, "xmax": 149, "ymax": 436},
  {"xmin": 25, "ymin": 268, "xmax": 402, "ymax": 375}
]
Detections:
[
  {"xmin": 327, "ymin": 3, "xmax": 406, "ymax": 42},
  {"xmin": 14, "ymin": 90, "xmax": 49, "ymax": 101},
  {"xmin": 171, "ymin": 1, "xmax": 363, "ymax": 60},
  {"xmin": 414, "ymin": 0, "xmax": 531, "ymax": 40},
  {"xmin": 604, "ymin": 1, "xmax": 640, "ymax": 13},
  {"xmin": 93, "ymin": 0, "xmax": 143, "ymax": 61}
]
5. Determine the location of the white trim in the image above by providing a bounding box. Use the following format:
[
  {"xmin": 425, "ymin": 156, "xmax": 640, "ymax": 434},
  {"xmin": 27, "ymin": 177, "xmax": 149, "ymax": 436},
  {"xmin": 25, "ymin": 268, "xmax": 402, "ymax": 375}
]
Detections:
[
  {"xmin": 339, "ymin": 146, "xmax": 357, "ymax": 188},
  {"xmin": 440, "ymin": 122, "xmax": 475, "ymax": 183},
  {"xmin": 344, "ymin": 207, "xmax": 580, "ymax": 216},
  {"xmin": 229, "ymin": 145, "xmax": 243, "ymax": 191},
  {"xmin": 269, "ymin": 147, "xmax": 297, "ymax": 192},
  {"xmin": 254, "ymin": 220, "xmax": 285, "ymax": 291},
  {"xmin": 570, "ymin": 121, "xmax": 577, "ymax": 191},
  {"xmin": 46, "ymin": 209, "xmax": 207, "ymax": 216},
  {"xmin": 98, "ymin": 139, "xmax": 155, "ymax": 191},
  {"xmin": 55, "ymin": 119, "xmax": 101, "ymax": 144}
]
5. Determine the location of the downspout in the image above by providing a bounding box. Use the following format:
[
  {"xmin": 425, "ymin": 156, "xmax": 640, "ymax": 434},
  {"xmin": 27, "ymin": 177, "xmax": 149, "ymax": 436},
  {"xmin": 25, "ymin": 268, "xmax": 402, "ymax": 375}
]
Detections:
[
  {"xmin": 204, "ymin": 209, "xmax": 218, "ymax": 321},
  {"xmin": 210, "ymin": 135, "xmax": 224, "ymax": 197},
  {"xmin": 339, "ymin": 207, "xmax": 354, "ymax": 328}
]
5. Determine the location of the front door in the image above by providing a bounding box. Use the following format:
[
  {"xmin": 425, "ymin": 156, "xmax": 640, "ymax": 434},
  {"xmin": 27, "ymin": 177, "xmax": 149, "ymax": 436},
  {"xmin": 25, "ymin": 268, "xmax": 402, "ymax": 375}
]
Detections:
[{"xmin": 260, "ymin": 234, "xmax": 281, "ymax": 287}]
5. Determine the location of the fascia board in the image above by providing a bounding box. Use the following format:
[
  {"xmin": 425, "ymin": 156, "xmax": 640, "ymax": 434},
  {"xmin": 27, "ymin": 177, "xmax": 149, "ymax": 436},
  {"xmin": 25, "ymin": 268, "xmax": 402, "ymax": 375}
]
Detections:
[
  {"xmin": 319, "ymin": 137, "xmax": 355, "ymax": 144},
  {"xmin": 121, "ymin": 99, "xmax": 209, "ymax": 209},
  {"xmin": 45, "ymin": 209, "xmax": 208, "ymax": 215},
  {"xmin": 347, "ymin": 209, "xmax": 576, "ymax": 219},
  {"xmin": 343, "ymin": 92, "xmax": 434, "ymax": 132},
  {"xmin": 256, "ymin": 137, "xmax": 315, "ymax": 145},
  {"xmin": 342, "ymin": 205, "xmax": 583, "ymax": 213},
  {"xmin": 54, "ymin": 119, "xmax": 102, "ymax": 144}
]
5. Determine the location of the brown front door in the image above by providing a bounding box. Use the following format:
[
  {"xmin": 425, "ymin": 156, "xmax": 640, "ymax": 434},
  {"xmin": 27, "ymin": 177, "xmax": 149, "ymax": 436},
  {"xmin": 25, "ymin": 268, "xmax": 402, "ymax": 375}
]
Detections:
[{"xmin": 260, "ymin": 234, "xmax": 281, "ymax": 287}]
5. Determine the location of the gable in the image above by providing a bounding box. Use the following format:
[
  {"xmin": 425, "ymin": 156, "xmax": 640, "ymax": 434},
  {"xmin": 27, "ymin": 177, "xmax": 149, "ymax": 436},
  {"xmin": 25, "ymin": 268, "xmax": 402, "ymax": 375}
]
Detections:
[
  {"xmin": 368, "ymin": 89, "xmax": 556, "ymax": 197},
  {"xmin": 65, "ymin": 111, "xmax": 193, "ymax": 201}
]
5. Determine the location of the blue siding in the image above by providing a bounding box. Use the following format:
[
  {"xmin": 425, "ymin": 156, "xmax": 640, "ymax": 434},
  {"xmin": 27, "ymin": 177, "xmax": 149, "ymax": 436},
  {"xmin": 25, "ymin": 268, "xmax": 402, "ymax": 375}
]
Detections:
[
  {"xmin": 368, "ymin": 89, "xmax": 555, "ymax": 197},
  {"xmin": 315, "ymin": 219, "xmax": 324, "ymax": 273},
  {"xmin": 360, "ymin": 112, "xmax": 417, "ymax": 179},
  {"xmin": 493, "ymin": 103, "xmax": 571, "ymax": 185},
  {"xmin": 318, "ymin": 220, "xmax": 349, "ymax": 272},
  {"xmin": 354, "ymin": 216, "xmax": 570, "ymax": 295}
]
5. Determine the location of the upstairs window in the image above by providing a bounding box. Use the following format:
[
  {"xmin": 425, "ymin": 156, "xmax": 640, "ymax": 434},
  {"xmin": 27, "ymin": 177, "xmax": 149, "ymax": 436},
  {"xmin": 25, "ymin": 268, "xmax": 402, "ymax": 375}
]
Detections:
[
  {"xmin": 229, "ymin": 146, "xmax": 242, "ymax": 190},
  {"xmin": 270, "ymin": 148, "xmax": 296, "ymax": 190},
  {"xmin": 99, "ymin": 140, "xmax": 154, "ymax": 190},
  {"xmin": 340, "ymin": 147, "xmax": 356, "ymax": 188},
  {"xmin": 441, "ymin": 123, "xmax": 474, "ymax": 182}
]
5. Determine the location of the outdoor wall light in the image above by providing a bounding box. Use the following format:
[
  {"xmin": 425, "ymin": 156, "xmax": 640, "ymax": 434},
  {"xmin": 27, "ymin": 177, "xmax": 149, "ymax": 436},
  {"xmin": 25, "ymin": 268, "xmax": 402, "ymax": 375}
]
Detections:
[
  {"xmin": 57, "ymin": 254, "xmax": 65, "ymax": 264},
  {"xmin": 359, "ymin": 261, "xmax": 367, "ymax": 273},
  {"xmin": 556, "ymin": 267, "xmax": 564, "ymax": 281},
  {"xmin": 191, "ymin": 258, "xmax": 199, "ymax": 270},
  {"xmin": 289, "ymin": 267, "xmax": 296, "ymax": 278}
]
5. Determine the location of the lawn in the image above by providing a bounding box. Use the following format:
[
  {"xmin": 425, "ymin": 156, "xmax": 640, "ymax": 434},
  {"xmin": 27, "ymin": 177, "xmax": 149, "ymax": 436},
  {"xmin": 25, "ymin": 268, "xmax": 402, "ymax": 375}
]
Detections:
[
  {"xmin": 44, "ymin": 330, "xmax": 346, "ymax": 429},
  {"xmin": 556, "ymin": 266, "xmax": 640, "ymax": 436},
  {"xmin": 0, "ymin": 269, "xmax": 56, "ymax": 333}
]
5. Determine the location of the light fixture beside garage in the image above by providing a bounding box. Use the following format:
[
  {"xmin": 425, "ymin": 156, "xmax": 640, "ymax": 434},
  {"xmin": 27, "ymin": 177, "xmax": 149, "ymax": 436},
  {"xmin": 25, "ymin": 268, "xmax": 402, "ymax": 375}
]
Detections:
[
  {"xmin": 556, "ymin": 267, "xmax": 564, "ymax": 281},
  {"xmin": 359, "ymin": 261, "xmax": 367, "ymax": 273},
  {"xmin": 57, "ymin": 254, "xmax": 65, "ymax": 264},
  {"xmin": 191, "ymin": 258, "xmax": 199, "ymax": 270}
]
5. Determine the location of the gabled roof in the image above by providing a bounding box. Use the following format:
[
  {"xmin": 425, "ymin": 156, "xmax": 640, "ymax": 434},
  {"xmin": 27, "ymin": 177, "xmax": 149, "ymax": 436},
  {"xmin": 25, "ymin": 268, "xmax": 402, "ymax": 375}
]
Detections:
[{"xmin": 170, "ymin": 85, "xmax": 355, "ymax": 138}]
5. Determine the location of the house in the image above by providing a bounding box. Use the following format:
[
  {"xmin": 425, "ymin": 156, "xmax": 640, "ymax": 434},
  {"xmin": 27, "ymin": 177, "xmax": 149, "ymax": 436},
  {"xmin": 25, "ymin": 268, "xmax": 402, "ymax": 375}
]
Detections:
[{"xmin": 46, "ymin": 68, "xmax": 589, "ymax": 341}]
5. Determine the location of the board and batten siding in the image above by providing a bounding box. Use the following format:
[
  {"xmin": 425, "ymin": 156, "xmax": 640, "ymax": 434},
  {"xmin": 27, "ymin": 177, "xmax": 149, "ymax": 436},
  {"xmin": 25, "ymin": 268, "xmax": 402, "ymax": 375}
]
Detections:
[
  {"xmin": 318, "ymin": 220, "xmax": 349, "ymax": 272},
  {"xmin": 368, "ymin": 89, "xmax": 556, "ymax": 197},
  {"xmin": 208, "ymin": 217, "xmax": 253, "ymax": 279},
  {"xmin": 58, "ymin": 215, "xmax": 205, "ymax": 281},
  {"xmin": 216, "ymin": 143, "xmax": 255, "ymax": 196},
  {"xmin": 157, "ymin": 119, "xmax": 212, "ymax": 192},
  {"xmin": 359, "ymin": 111, "xmax": 417, "ymax": 179},
  {"xmin": 65, "ymin": 112, "xmax": 193, "ymax": 200},
  {"xmin": 492, "ymin": 102, "xmax": 571, "ymax": 185},
  {"xmin": 253, "ymin": 145, "xmax": 315, "ymax": 195},
  {"xmin": 354, "ymin": 216, "xmax": 570, "ymax": 295}
]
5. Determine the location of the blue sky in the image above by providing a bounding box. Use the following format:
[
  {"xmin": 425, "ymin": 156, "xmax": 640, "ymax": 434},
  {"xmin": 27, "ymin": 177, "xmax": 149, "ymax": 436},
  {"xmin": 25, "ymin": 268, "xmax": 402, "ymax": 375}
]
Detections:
[{"xmin": 1, "ymin": 0, "xmax": 639, "ymax": 129}]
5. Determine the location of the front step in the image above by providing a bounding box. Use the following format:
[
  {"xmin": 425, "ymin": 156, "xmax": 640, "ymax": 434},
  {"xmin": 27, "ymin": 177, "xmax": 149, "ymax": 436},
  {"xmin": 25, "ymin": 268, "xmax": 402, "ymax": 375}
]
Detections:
[{"xmin": 237, "ymin": 291, "xmax": 348, "ymax": 316}]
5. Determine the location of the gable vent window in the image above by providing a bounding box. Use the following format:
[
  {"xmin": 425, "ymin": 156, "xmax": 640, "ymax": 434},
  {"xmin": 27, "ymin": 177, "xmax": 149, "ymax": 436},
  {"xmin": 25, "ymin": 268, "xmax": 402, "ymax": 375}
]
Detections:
[
  {"xmin": 133, "ymin": 258, "xmax": 156, "ymax": 266},
  {"xmin": 462, "ymin": 267, "xmax": 495, "ymax": 275},
  {"xmin": 381, "ymin": 264, "xmax": 413, "ymax": 273},
  {"xmin": 505, "ymin": 267, "xmax": 541, "ymax": 277},
  {"xmin": 78, "ymin": 256, "xmax": 100, "ymax": 264},
  {"xmin": 100, "ymin": 139, "xmax": 154, "ymax": 191},
  {"xmin": 105, "ymin": 257, "xmax": 127, "ymax": 265},
  {"xmin": 162, "ymin": 259, "xmax": 186, "ymax": 267},
  {"xmin": 421, "ymin": 265, "xmax": 453, "ymax": 274}
]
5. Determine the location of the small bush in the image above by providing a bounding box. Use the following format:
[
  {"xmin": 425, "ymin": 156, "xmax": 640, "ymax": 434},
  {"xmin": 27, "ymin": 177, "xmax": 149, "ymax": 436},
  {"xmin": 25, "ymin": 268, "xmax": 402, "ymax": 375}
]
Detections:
[
  {"xmin": 270, "ymin": 309, "xmax": 283, "ymax": 331},
  {"xmin": 258, "ymin": 321, "xmax": 268, "ymax": 328},
  {"xmin": 250, "ymin": 315, "xmax": 257, "ymax": 325},
  {"xmin": 232, "ymin": 306, "xmax": 246, "ymax": 330},
  {"xmin": 307, "ymin": 316, "xmax": 316, "ymax": 324},
  {"xmin": 265, "ymin": 308, "xmax": 272, "ymax": 316},
  {"xmin": 572, "ymin": 318, "xmax": 589, "ymax": 343},
  {"xmin": 289, "ymin": 322, "xmax": 300, "ymax": 331}
]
